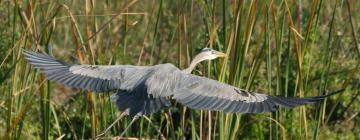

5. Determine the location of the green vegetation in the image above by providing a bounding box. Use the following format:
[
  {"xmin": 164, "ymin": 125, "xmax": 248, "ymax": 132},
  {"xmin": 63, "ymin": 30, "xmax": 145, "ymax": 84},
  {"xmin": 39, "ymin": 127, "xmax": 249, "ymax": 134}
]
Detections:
[{"xmin": 0, "ymin": 0, "xmax": 359, "ymax": 139}]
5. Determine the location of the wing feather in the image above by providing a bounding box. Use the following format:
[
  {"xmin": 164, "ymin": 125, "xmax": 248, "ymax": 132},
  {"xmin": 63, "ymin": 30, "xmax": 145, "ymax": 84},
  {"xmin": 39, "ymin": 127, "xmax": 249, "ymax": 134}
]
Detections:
[
  {"xmin": 171, "ymin": 73, "xmax": 328, "ymax": 113},
  {"xmin": 24, "ymin": 50, "xmax": 150, "ymax": 92}
]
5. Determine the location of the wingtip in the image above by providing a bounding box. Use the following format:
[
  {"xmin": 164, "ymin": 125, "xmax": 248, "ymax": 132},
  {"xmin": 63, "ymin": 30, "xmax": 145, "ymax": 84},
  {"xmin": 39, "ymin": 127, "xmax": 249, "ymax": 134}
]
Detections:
[
  {"xmin": 22, "ymin": 49, "xmax": 33, "ymax": 54},
  {"xmin": 323, "ymin": 89, "xmax": 344, "ymax": 97},
  {"xmin": 310, "ymin": 88, "xmax": 344, "ymax": 101},
  {"xmin": 22, "ymin": 49, "xmax": 37, "ymax": 57},
  {"xmin": 22, "ymin": 49, "xmax": 50, "ymax": 60},
  {"xmin": 22, "ymin": 49, "xmax": 34, "ymax": 60}
]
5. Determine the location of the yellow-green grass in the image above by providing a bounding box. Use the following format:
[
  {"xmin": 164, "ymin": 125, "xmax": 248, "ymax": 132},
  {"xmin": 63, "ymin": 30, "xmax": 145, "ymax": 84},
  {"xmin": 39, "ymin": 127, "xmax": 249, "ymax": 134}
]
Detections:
[{"xmin": 0, "ymin": 0, "xmax": 359, "ymax": 139}]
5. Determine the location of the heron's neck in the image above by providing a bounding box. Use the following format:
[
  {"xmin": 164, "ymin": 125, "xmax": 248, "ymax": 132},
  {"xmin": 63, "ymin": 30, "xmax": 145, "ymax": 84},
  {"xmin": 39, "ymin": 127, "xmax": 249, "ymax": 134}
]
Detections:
[{"xmin": 182, "ymin": 54, "xmax": 207, "ymax": 74}]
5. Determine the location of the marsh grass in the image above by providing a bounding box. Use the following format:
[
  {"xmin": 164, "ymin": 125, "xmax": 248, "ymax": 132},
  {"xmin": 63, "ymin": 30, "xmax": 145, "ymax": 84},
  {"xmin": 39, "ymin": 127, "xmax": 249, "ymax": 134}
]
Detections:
[{"xmin": 0, "ymin": 0, "xmax": 359, "ymax": 139}]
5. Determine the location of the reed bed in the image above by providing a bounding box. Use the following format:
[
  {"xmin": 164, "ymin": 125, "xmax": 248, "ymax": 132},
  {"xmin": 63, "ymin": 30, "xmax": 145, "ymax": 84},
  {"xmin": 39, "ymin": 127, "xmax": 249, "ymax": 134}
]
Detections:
[{"xmin": 0, "ymin": 0, "xmax": 359, "ymax": 139}]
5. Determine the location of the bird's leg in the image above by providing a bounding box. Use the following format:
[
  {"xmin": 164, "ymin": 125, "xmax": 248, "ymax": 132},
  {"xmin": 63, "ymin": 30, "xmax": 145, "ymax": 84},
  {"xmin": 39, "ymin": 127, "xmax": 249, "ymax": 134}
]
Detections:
[
  {"xmin": 119, "ymin": 115, "xmax": 140, "ymax": 138},
  {"xmin": 95, "ymin": 112, "xmax": 127, "ymax": 138}
]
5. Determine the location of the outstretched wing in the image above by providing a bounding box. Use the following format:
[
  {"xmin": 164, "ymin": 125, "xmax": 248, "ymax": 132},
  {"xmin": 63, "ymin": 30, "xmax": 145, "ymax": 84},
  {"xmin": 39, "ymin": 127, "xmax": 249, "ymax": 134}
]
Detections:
[
  {"xmin": 24, "ymin": 50, "xmax": 151, "ymax": 92},
  {"xmin": 172, "ymin": 74, "xmax": 327, "ymax": 113}
]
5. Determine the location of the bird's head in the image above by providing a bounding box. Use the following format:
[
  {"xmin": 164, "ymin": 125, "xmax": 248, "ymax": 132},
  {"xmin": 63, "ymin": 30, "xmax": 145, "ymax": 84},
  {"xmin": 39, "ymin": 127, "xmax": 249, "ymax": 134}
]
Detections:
[
  {"xmin": 183, "ymin": 48, "xmax": 227, "ymax": 73},
  {"xmin": 198, "ymin": 48, "xmax": 227, "ymax": 60}
]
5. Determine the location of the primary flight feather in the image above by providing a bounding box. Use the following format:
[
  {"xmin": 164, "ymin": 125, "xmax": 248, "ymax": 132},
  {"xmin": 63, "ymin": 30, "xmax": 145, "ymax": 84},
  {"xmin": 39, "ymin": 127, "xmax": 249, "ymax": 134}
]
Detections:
[{"xmin": 24, "ymin": 48, "xmax": 334, "ymax": 117}]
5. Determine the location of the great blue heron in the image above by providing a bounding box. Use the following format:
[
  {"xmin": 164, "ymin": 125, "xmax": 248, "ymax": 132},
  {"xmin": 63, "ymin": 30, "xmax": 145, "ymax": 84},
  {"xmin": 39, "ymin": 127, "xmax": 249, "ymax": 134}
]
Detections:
[{"xmin": 23, "ymin": 48, "xmax": 336, "ymax": 137}]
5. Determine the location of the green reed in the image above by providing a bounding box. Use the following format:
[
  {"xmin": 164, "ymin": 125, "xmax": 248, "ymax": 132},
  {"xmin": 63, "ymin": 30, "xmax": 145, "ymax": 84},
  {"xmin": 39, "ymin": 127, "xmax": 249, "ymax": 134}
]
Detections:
[{"xmin": 0, "ymin": 0, "xmax": 359, "ymax": 140}]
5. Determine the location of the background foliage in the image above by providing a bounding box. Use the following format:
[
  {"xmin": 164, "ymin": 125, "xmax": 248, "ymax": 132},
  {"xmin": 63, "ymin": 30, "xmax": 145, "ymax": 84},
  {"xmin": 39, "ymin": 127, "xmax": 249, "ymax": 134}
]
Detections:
[{"xmin": 0, "ymin": 0, "xmax": 359, "ymax": 139}]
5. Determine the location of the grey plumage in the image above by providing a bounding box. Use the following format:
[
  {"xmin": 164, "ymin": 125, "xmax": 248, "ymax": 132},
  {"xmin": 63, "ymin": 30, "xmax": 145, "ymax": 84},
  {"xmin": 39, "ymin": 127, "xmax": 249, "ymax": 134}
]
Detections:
[{"xmin": 24, "ymin": 49, "xmax": 335, "ymax": 117}]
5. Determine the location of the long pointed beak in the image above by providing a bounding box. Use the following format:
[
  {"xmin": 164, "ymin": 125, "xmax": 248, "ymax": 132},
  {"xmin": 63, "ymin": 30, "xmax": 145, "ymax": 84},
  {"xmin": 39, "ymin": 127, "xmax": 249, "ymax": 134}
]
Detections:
[{"xmin": 214, "ymin": 51, "xmax": 227, "ymax": 58}]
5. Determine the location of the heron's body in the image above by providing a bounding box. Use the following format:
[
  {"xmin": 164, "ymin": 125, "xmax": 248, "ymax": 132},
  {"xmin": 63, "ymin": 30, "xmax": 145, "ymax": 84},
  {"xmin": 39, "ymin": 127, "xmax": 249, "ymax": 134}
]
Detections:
[{"xmin": 24, "ymin": 49, "xmax": 335, "ymax": 118}]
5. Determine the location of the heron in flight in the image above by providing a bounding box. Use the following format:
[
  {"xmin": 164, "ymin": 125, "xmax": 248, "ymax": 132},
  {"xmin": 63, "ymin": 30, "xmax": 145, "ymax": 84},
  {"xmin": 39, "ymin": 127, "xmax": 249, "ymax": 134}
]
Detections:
[{"xmin": 24, "ymin": 48, "xmax": 335, "ymax": 137}]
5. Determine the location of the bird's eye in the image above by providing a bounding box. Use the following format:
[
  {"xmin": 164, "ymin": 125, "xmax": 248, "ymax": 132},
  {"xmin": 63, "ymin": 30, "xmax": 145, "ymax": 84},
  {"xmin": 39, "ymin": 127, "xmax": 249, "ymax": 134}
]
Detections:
[{"xmin": 211, "ymin": 51, "xmax": 216, "ymax": 54}]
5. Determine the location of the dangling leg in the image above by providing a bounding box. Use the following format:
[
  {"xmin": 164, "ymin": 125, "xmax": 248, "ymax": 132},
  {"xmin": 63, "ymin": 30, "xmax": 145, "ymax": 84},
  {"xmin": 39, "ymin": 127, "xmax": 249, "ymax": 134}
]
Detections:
[
  {"xmin": 95, "ymin": 112, "xmax": 127, "ymax": 138},
  {"xmin": 119, "ymin": 115, "xmax": 140, "ymax": 138}
]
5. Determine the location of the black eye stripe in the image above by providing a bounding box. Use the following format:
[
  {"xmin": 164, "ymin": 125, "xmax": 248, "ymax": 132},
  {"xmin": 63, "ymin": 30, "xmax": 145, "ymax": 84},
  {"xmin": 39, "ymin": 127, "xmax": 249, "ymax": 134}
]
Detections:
[{"xmin": 201, "ymin": 48, "xmax": 213, "ymax": 52}]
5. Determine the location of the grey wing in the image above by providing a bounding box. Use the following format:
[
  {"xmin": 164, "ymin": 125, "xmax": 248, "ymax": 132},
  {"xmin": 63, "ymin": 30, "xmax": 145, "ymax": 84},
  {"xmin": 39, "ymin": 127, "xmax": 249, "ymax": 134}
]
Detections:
[
  {"xmin": 111, "ymin": 90, "xmax": 171, "ymax": 117},
  {"xmin": 172, "ymin": 74, "xmax": 325, "ymax": 113},
  {"xmin": 24, "ymin": 50, "xmax": 150, "ymax": 92}
]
